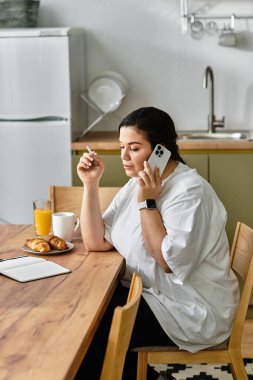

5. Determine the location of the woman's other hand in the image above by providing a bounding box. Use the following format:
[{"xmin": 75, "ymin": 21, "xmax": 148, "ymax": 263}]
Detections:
[
  {"xmin": 77, "ymin": 150, "xmax": 105, "ymax": 185},
  {"xmin": 136, "ymin": 161, "xmax": 163, "ymax": 202}
]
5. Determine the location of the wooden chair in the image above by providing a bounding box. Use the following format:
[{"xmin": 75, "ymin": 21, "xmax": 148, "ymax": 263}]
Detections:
[
  {"xmin": 49, "ymin": 186, "xmax": 120, "ymax": 216},
  {"xmin": 242, "ymin": 319, "xmax": 253, "ymax": 358},
  {"xmin": 100, "ymin": 272, "xmax": 143, "ymax": 380},
  {"xmin": 132, "ymin": 222, "xmax": 253, "ymax": 380}
]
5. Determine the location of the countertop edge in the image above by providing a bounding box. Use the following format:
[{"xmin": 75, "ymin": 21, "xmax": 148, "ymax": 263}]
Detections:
[{"xmin": 71, "ymin": 132, "xmax": 253, "ymax": 152}]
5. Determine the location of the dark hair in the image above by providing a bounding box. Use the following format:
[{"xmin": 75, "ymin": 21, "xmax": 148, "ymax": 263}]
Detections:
[{"xmin": 118, "ymin": 107, "xmax": 185, "ymax": 164}]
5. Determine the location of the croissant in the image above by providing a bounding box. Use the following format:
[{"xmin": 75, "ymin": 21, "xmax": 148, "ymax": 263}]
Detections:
[
  {"xmin": 48, "ymin": 236, "xmax": 68, "ymax": 251},
  {"xmin": 25, "ymin": 238, "xmax": 50, "ymax": 253}
]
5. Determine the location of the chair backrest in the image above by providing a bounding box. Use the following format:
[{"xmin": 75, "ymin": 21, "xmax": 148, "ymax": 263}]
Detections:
[
  {"xmin": 49, "ymin": 186, "xmax": 120, "ymax": 216},
  {"xmin": 229, "ymin": 222, "xmax": 253, "ymax": 349},
  {"xmin": 100, "ymin": 273, "xmax": 142, "ymax": 380}
]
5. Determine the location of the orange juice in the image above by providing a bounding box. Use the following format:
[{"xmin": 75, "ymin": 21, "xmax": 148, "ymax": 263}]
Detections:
[{"xmin": 34, "ymin": 208, "xmax": 52, "ymax": 235}]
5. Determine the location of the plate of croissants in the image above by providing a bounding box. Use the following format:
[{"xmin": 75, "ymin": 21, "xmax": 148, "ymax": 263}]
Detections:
[{"xmin": 22, "ymin": 235, "xmax": 74, "ymax": 255}]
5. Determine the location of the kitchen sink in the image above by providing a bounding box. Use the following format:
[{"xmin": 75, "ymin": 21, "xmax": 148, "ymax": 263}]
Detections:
[{"xmin": 178, "ymin": 131, "xmax": 251, "ymax": 141}]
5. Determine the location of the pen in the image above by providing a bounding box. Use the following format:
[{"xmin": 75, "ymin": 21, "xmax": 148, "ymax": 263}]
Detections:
[
  {"xmin": 86, "ymin": 145, "xmax": 98, "ymax": 166},
  {"xmin": 0, "ymin": 255, "xmax": 28, "ymax": 262}
]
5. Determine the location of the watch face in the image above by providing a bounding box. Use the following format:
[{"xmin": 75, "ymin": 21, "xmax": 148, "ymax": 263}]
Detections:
[{"xmin": 146, "ymin": 199, "xmax": 156, "ymax": 209}]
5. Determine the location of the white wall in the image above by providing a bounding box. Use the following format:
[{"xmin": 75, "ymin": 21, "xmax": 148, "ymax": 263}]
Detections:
[{"xmin": 38, "ymin": 0, "xmax": 253, "ymax": 133}]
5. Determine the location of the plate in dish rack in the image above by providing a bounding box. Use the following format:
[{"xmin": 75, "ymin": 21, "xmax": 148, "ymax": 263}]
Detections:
[
  {"xmin": 88, "ymin": 71, "xmax": 129, "ymax": 113},
  {"xmin": 21, "ymin": 242, "xmax": 74, "ymax": 255}
]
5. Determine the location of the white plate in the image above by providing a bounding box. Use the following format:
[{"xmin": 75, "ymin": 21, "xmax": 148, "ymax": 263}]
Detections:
[
  {"xmin": 21, "ymin": 242, "xmax": 74, "ymax": 255},
  {"xmin": 88, "ymin": 73, "xmax": 127, "ymax": 113}
]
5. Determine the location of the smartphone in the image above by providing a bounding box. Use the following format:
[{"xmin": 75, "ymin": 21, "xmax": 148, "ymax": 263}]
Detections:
[{"xmin": 147, "ymin": 144, "xmax": 171, "ymax": 175}]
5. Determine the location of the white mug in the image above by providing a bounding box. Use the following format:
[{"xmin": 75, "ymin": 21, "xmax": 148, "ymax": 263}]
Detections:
[{"xmin": 52, "ymin": 212, "xmax": 80, "ymax": 242}]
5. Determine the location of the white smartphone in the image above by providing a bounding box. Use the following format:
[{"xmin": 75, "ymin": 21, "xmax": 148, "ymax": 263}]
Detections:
[{"xmin": 147, "ymin": 144, "xmax": 171, "ymax": 175}]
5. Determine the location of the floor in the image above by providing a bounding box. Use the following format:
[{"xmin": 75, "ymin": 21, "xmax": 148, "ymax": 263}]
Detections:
[{"xmin": 153, "ymin": 360, "xmax": 253, "ymax": 379}]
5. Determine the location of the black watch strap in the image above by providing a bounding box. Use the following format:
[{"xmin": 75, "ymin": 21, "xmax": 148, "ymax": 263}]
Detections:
[{"xmin": 138, "ymin": 199, "xmax": 157, "ymax": 210}]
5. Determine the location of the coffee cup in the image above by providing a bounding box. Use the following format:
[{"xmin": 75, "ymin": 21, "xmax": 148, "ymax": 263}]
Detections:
[{"xmin": 52, "ymin": 212, "xmax": 80, "ymax": 242}]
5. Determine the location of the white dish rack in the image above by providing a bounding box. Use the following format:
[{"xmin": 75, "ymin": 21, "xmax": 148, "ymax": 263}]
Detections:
[{"xmin": 80, "ymin": 71, "xmax": 129, "ymax": 138}]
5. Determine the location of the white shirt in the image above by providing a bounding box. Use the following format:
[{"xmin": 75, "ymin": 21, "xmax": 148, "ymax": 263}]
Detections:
[{"xmin": 103, "ymin": 163, "xmax": 239, "ymax": 352}]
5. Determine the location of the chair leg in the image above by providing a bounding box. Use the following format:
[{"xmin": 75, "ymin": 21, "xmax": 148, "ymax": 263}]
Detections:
[
  {"xmin": 229, "ymin": 351, "xmax": 249, "ymax": 380},
  {"xmin": 136, "ymin": 352, "xmax": 148, "ymax": 380}
]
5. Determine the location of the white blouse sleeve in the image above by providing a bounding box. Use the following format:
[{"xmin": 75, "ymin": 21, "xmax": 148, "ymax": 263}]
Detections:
[{"xmin": 160, "ymin": 184, "xmax": 223, "ymax": 284}]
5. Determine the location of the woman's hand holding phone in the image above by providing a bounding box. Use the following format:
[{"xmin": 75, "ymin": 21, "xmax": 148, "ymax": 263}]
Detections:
[
  {"xmin": 136, "ymin": 145, "xmax": 171, "ymax": 202},
  {"xmin": 136, "ymin": 160, "xmax": 163, "ymax": 202}
]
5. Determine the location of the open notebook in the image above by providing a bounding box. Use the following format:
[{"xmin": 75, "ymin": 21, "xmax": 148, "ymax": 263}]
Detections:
[{"xmin": 0, "ymin": 256, "xmax": 71, "ymax": 282}]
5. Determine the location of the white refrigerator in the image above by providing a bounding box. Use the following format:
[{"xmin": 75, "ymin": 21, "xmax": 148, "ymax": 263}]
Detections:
[{"xmin": 0, "ymin": 27, "xmax": 86, "ymax": 223}]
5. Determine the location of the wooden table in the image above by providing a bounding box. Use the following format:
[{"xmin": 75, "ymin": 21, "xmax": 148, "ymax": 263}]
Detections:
[{"xmin": 0, "ymin": 225, "xmax": 125, "ymax": 380}]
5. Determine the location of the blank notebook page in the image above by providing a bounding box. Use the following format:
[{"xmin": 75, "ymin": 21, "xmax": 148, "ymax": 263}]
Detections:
[{"xmin": 0, "ymin": 256, "xmax": 70, "ymax": 282}]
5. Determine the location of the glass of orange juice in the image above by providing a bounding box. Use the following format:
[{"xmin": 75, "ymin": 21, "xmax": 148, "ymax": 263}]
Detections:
[{"xmin": 33, "ymin": 199, "xmax": 52, "ymax": 236}]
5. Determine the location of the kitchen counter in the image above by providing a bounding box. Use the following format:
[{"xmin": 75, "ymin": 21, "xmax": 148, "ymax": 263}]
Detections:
[{"xmin": 72, "ymin": 131, "xmax": 253, "ymax": 152}]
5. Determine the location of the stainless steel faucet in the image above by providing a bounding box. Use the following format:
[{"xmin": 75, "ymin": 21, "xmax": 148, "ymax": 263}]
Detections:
[{"xmin": 203, "ymin": 66, "xmax": 225, "ymax": 133}]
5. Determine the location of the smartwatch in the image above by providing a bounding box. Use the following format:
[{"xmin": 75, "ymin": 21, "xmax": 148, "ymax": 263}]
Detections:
[{"xmin": 138, "ymin": 199, "xmax": 157, "ymax": 210}]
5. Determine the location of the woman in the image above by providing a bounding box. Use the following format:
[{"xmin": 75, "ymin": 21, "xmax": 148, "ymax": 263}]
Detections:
[{"xmin": 76, "ymin": 107, "xmax": 239, "ymax": 380}]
